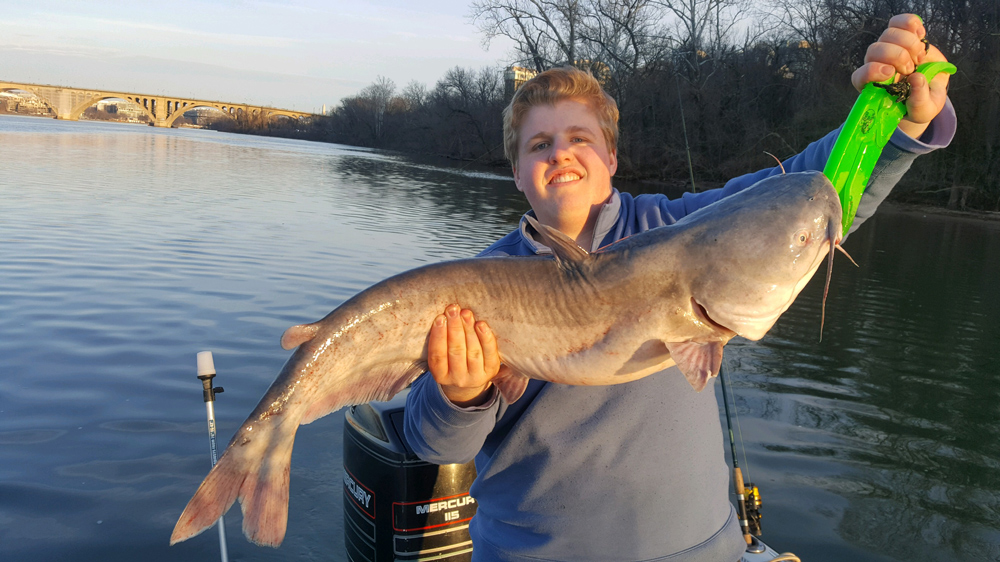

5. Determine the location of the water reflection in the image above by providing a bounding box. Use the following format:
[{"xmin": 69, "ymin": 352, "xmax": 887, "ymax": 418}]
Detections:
[
  {"xmin": 1, "ymin": 114, "xmax": 998, "ymax": 560},
  {"xmin": 327, "ymin": 154, "xmax": 527, "ymax": 261},
  {"xmin": 725, "ymin": 210, "xmax": 1000, "ymax": 560},
  {"xmin": 0, "ymin": 115, "xmax": 522, "ymax": 562},
  {"xmin": 57, "ymin": 454, "xmax": 202, "ymax": 484},
  {"xmin": 0, "ymin": 429, "xmax": 68, "ymax": 445}
]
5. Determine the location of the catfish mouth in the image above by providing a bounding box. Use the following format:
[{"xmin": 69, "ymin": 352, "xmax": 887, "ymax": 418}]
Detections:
[{"xmin": 691, "ymin": 298, "xmax": 737, "ymax": 338}]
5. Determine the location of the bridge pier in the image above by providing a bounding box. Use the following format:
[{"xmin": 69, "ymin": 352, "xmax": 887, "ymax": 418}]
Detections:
[
  {"xmin": 152, "ymin": 97, "xmax": 167, "ymax": 128},
  {"xmin": 48, "ymin": 88, "xmax": 86, "ymax": 121}
]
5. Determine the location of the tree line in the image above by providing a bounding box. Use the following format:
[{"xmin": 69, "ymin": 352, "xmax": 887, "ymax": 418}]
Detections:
[{"xmin": 298, "ymin": 0, "xmax": 998, "ymax": 210}]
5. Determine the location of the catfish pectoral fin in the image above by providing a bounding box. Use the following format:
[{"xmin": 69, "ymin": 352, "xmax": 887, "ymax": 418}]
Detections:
[
  {"xmin": 493, "ymin": 368, "xmax": 530, "ymax": 403},
  {"xmin": 664, "ymin": 341, "xmax": 725, "ymax": 392}
]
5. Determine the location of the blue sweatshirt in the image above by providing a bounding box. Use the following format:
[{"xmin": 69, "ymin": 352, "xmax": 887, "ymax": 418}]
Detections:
[{"xmin": 404, "ymin": 104, "xmax": 956, "ymax": 562}]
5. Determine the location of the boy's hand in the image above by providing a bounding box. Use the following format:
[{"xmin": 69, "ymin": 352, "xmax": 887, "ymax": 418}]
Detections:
[
  {"xmin": 851, "ymin": 13, "xmax": 951, "ymax": 140},
  {"xmin": 427, "ymin": 304, "xmax": 505, "ymax": 407}
]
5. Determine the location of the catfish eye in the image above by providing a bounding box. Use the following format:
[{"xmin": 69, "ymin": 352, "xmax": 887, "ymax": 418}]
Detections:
[{"xmin": 794, "ymin": 230, "xmax": 810, "ymax": 246}]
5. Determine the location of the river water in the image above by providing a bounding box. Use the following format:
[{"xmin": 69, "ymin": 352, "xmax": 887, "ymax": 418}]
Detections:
[{"xmin": 1, "ymin": 114, "xmax": 997, "ymax": 561}]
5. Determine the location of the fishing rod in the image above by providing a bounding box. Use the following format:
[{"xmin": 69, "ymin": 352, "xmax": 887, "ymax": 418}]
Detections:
[
  {"xmin": 676, "ymin": 62, "xmax": 765, "ymax": 550},
  {"xmin": 675, "ymin": 74, "xmax": 697, "ymax": 193},
  {"xmin": 718, "ymin": 362, "xmax": 764, "ymax": 551},
  {"xmin": 196, "ymin": 351, "xmax": 230, "ymax": 562}
]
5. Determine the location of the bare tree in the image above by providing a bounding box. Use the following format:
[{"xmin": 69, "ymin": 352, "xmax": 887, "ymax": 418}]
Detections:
[
  {"xmin": 358, "ymin": 76, "xmax": 397, "ymax": 144},
  {"xmin": 431, "ymin": 67, "xmax": 506, "ymax": 158},
  {"xmin": 402, "ymin": 81, "xmax": 429, "ymax": 109},
  {"xmin": 315, "ymin": 0, "xmax": 996, "ymax": 208},
  {"xmin": 470, "ymin": 0, "xmax": 586, "ymax": 70},
  {"xmin": 761, "ymin": 0, "xmax": 828, "ymax": 58},
  {"xmin": 577, "ymin": 0, "xmax": 672, "ymax": 107},
  {"xmin": 580, "ymin": 0, "xmax": 668, "ymax": 74},
  {"xmin": 654, "ymin": 0, "xmax": 751, "ymax": 85}
]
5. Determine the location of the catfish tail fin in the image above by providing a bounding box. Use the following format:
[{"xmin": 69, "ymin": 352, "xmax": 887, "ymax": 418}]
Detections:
[{"xmin": 171, "ymin": 422, "xmax": 297, "ymax": 547}]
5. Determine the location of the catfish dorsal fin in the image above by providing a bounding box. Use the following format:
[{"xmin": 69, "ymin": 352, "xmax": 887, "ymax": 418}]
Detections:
[
  {"xmin": 524, "ymin": 214, "xmax": 590, "ymax": 265},
  {"xmin": 280, "ymin": 323, "xmax": 319, "ymax": 350}
]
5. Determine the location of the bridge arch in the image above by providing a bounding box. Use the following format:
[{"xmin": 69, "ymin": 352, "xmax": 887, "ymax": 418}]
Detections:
[
  {"xmin": 0, "ymin": 87, "xmax": 57, "ymax": 115},
  {"xmin": 163, "ymin": 104, "xmax": 238, "ymax": 128},
  {"xmin": 161, "ymin": 105, "xmax": 307, "ymax": 128},
  {"xmin": 268, "ymin": 110, "xmax": 307, "ymax": 121},
  {"xmin": 117, "ymin": 96, "xmax": 160, "ymax": 123},
  {"xmin": 69, "ymin": 95, "xmax": 155, "ymax": 123}
]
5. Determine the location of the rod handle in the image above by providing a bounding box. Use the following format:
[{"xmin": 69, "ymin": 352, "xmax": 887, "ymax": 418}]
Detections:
[{"xmin": 734, "ymin": 467, "xmax": 753, "ymax": 545}]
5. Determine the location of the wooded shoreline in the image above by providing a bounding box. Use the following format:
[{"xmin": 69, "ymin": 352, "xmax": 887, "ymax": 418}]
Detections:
[
  {"xmin": 302, "ymin": 0, "xmax": 998, "ymax": 213},
  {"xmin": 7, "ymin": 1, "xmax": 997, "ymax": 211}
]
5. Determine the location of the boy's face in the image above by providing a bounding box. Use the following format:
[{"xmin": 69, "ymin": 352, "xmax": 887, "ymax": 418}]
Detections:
[{"xmin": 512, "ymin": 99, "xmax": 617, "ymax": 232}]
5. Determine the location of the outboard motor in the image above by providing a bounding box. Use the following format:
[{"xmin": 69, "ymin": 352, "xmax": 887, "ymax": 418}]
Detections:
[{"xmin": 343, "ymin": 389, "xmax": 478, "ymax": 561}]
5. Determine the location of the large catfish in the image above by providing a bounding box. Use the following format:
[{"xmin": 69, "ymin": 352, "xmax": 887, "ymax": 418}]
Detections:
[{"xmin": 171, "ymin": 170, "xmax": 843, "ymax": 547}]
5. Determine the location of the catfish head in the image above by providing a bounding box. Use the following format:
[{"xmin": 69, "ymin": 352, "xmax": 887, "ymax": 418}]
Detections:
[{"xmin": 679, "ymin": 171, "xmax": 843, "ymax": 341}]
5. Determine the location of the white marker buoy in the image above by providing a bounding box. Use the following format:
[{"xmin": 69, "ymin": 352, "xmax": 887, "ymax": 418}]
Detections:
[{"xmin": 196, "ymin": 351, "xmax": 229, "ymax": 562}]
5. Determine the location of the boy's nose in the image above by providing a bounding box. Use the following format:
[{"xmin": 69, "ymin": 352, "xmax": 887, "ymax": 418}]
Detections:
[{"xmin": 548, "ymin": 141, "xmax": 573, "ymax": 163}]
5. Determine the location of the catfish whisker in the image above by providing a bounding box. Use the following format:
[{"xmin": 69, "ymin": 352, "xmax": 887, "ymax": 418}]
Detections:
[
  {"xmin": 820, "ymin": 239, "xmax": 834, "ymax": 342},
  {"xmin": 819, "ymin": 219, "xmax": 841, "ymax": 342},
  {"xmin": 835, "ymin": 243, "xmax": 859, "ymax": 267},
  {"xmin": 763, "ymin": 151, "xmax": 786, "ymax": 174}
]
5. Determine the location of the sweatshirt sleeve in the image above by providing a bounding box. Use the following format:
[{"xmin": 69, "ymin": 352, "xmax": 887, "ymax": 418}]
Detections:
[
  {"xmin": 654, "ymin": 98, "xmax": 957, "ymax": 230},
  {"xmin": 403, "ymin": 372, "xmax": 503, "ymax": 465}
]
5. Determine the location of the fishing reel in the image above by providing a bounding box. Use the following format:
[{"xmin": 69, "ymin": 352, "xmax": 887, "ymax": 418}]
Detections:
[{"xmin": 743, "ymin": 482, "xmax": 762, "ymax": 537}]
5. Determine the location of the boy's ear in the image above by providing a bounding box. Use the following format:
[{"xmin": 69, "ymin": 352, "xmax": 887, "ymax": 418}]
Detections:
[
  {"xmin": 512, "ymin": 165, "xmax": 524, "ymax": 192},
  {"xmin": 608, "ymin": 149, "xmax": 618, "ymax": 177}
]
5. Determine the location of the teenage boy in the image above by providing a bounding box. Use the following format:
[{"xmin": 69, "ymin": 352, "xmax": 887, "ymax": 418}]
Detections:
[{"xmin": 405, "ymin": 14, "xmax": 955, "ymax": 562}]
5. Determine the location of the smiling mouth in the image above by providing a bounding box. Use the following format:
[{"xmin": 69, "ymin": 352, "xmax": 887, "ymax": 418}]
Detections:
[
  {"xmin": 549, "ymin": 172, "xmax": 581, "ymax": 184},
  {"xmin": 691, "ymin": 298, "xmax": 737, "ymax": 337}
]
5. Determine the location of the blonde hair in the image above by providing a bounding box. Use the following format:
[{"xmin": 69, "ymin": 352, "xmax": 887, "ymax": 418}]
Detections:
[{"xmin": 503, "ymin": 66, "xmax": 619, "ymax": 166}]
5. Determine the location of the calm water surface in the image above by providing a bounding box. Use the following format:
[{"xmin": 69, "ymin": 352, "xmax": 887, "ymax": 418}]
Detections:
[{"xmin": 1, "ymin": 114, "xmax": 997, "ymax": 561}]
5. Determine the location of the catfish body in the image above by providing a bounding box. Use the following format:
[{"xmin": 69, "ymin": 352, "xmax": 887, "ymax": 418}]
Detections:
[{"xmin": 171, "ymin": 171, "xmax": 842, "ymax": 547}]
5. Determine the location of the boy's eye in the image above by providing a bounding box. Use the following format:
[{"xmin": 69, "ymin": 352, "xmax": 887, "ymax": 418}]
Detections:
[{"xmin": 532, "ymin": 142, "xmax": 549, "ymax": 151}]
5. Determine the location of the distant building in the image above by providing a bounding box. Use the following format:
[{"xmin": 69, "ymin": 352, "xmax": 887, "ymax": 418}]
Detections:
[
  {"xmin": 503, "ymin": 61, "xmax": 612, "ymax": 99},
  {"xmin": 505, "ymin": 66, "xmax": 538, "ymax": 98},
  {"xmin": 183, "ymin": 107, "xmax": 223, "ymax": 126},
  {"xmin": 92, "ymin": 99, "xmax": 149, "ymax": 123},
  {"xmin": 0, "ymin": 91, "xmax": 53, "ymax": 115}
]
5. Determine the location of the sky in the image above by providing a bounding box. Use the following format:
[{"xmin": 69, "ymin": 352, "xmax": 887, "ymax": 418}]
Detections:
[{"xmin": 0, "ymin": 0, "xmax": 516, "ymax": 112}]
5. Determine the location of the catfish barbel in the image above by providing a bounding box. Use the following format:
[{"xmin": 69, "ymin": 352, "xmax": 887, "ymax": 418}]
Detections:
[{"xmin": 171, "ymin": 170, "xmax": 843, "ymax": 547}]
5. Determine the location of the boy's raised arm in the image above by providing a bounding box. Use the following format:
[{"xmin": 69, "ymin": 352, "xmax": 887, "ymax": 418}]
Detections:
[
  {"xmin": 660, "ymin": 13, "xmax": 955, "ymax": 227},
  {"xmin": 852, "ymin": 14, "xmax": 951, "ymax": 140}
]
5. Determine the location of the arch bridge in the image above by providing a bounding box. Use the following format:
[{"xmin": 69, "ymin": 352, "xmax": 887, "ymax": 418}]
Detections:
[{"xmin": 0, "ymin": 81, "xmax": 314, "ymax": 127}]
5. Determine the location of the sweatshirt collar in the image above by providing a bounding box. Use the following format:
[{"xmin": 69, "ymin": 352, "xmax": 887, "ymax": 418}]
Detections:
[{"xmin": 518, "ymin": 188, "xmax": 622, "ymax": 254}]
